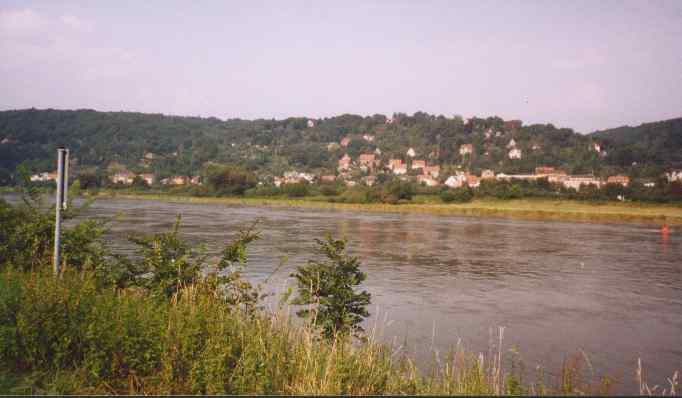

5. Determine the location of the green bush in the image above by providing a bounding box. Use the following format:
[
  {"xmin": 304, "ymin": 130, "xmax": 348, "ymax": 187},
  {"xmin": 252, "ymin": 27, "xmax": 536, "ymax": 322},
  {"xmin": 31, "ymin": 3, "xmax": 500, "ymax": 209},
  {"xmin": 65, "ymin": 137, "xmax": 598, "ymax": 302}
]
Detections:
[
  {"xmin": 440, "ymin": 186, "xmax": 474, "ymax": 203},
  {"xmin": 281, "ymin": 182, "xmax": 309, "ymax": 198},
  {"xmin": 291, "ymin": 236, "xmax": 371, "ymax": 339}
]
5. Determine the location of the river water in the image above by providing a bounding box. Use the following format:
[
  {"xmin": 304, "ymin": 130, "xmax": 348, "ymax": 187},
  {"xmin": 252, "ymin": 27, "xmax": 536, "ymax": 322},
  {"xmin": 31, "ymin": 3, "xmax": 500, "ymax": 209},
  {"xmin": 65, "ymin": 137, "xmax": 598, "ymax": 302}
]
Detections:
[{"xmin": 5, "ymin": 194, "xmax": 681, "ymax": 390}]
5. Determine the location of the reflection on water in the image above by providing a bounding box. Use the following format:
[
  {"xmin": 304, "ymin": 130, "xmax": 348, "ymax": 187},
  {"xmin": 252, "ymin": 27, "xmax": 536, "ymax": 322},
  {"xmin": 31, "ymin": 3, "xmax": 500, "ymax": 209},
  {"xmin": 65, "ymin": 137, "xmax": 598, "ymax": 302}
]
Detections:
[{"xmin": 4, "ymin": 193, "xmax": 681, "ymax": 390}]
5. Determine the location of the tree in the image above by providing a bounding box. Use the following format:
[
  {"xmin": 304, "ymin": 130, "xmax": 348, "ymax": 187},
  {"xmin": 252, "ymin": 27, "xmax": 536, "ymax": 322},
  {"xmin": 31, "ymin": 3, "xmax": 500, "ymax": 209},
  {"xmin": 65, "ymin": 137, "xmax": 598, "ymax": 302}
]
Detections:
[{"xmin": 291, "ymin": 236, "xmax": 371, "ymax": 339}]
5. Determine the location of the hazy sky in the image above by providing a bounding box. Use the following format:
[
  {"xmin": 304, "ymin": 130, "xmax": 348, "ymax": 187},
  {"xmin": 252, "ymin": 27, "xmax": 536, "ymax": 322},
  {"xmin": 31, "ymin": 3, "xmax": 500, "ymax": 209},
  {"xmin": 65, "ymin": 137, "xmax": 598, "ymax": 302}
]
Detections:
[{"xmin": 1, "ymin": 1, "xmax": 681, "ymax": 133}]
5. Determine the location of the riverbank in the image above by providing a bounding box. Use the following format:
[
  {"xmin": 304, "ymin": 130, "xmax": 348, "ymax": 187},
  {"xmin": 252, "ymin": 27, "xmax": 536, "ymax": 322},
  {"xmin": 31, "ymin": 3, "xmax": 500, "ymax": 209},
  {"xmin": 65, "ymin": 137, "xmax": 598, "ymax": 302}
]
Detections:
[{"xmin": 94, "ymin": 191, "xmax": 682, "ymax": 226}]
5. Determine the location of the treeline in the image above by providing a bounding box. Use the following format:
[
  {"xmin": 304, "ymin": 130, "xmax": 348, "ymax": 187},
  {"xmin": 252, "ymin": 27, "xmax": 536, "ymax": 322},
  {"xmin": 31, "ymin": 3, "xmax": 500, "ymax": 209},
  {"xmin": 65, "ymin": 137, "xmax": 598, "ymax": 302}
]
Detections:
[{"xmin": 1, "ymin": 109, "xmax": 680, "ymax": 187}]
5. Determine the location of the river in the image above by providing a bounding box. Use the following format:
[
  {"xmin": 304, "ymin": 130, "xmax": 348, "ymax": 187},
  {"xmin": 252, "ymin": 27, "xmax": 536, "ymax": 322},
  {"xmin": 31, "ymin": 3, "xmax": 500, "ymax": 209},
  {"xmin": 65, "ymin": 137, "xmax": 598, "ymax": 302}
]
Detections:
[{"xmin": 5, "ymin": 194, "xmax": 682, "ymax": 391}]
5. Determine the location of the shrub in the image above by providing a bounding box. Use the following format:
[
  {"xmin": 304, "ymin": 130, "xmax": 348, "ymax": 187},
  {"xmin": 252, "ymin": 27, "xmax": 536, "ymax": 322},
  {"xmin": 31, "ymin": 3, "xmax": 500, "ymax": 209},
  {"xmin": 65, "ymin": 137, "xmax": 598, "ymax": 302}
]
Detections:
[
  {"xmin": 291, "ymin": 236, "xmax": 371, "ymax": 339},
  {"xmin": 440, "ymin": 186, "xmax": 474, "ymax": 203},
  {"xmin": 281, "ymin": 182, "xmax": 309, "ymax": 198}
]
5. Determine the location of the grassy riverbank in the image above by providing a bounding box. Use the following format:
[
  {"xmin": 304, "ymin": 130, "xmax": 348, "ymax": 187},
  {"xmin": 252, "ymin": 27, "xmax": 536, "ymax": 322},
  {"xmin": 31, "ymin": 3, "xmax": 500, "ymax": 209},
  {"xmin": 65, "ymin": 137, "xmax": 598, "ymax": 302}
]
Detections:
[
  {"xmin": 96, "ymin": 191, "xmax": 682, "ymax": 226},
  {"xmin": 0, "ymin": 270, "xmax": 619, "ymax": 395}
]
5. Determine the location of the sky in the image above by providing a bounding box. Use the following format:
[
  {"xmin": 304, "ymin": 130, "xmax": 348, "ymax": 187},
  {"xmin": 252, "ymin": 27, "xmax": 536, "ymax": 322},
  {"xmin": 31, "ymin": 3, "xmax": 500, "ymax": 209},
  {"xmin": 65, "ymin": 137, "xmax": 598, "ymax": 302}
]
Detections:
[{"xmin": 1, "ymin": 0, "xmax": 681, "ymax": 133}]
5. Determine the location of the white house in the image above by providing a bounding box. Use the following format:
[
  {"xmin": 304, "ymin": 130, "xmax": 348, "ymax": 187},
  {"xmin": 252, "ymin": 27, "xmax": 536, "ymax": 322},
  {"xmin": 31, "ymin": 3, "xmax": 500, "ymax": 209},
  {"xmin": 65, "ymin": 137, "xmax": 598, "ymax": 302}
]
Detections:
[
  {"xmin": 508, "ymin": 148, "xmax": 522, "ymax": 159},
  {"xmin": 406, "ymin": 147, "xmax": 416, "ymax": 158},
  {"xmin": 459, "ymin": 144, "xmax": 474, "ymax": 156},
  {"xmin": 667, "ymin": 170, "xmax": 682, "ymax": 182},
  {"xmin": 30, "ymin": 172, "xmax": 57, "ymax": 182},
  {"xmin": 507, "ymin": 138, "xmax": 517, "ymax": 148},
  {"xmin": 444, "ymin": 173, "xmax": 467, "ymax": 188},
  {"xmin": 307, "ymin": 120, "xmax": 315, "ymax": 128}
]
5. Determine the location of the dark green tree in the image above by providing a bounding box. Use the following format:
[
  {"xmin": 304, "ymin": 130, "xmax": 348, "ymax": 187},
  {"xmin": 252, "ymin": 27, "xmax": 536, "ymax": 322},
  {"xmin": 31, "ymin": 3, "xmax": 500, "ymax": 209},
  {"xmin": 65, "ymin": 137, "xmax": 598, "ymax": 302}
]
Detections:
[{"xmin": 291, "ymin": 236, "xmax": 371, "ymax": 339}]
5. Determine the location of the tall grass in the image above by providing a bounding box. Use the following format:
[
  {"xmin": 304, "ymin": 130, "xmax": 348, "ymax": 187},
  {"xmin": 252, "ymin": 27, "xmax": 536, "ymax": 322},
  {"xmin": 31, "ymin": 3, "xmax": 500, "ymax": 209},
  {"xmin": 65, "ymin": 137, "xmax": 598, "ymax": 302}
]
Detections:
[{"xmin": 4, "ymin": 269, "xmax": 673, "ymax": 395}]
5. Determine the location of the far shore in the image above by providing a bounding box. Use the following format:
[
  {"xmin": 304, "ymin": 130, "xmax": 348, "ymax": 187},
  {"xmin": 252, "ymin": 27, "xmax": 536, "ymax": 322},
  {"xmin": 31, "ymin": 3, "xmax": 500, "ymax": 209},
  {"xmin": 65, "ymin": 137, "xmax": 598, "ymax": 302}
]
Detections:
[{"xmin": 91, "ymin": 191, "xmax": 682, "ymax": 226}]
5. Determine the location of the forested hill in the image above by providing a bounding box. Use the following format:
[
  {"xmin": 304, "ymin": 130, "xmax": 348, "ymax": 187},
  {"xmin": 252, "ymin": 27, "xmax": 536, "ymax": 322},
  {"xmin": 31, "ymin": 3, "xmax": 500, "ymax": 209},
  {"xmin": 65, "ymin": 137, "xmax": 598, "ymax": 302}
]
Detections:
[
  {"xmin": 591, "ymin": 117, "xmax": 682, "ymax": 168},
  {"xmin": 0, "ymin": 108, "xmax": 679, "ymax": 184}
]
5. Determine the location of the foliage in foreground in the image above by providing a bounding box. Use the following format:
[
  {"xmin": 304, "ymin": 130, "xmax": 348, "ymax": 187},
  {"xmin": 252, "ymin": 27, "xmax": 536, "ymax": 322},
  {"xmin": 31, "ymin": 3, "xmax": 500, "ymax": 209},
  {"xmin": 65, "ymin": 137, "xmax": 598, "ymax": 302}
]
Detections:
[{"xmin": 0, "ymin": 270, "xmax": 634, "ymax": 396}]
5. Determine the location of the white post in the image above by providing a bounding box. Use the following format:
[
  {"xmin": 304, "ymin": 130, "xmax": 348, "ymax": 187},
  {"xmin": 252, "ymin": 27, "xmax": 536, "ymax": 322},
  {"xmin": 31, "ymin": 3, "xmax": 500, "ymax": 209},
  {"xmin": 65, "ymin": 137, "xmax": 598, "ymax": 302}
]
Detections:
[{"xmin": 53, "ymin": 147, "xmax": 68, "ymax": 276}]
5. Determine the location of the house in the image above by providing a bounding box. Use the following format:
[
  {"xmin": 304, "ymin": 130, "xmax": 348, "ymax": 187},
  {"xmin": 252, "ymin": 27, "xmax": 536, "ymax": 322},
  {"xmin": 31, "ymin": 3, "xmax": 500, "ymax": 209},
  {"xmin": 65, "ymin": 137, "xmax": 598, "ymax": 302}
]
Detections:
[
  {"xmin": 445, "ymin": 173, "xmax": 467, "ymax": 188},
  {"xmin": 459, "ymin": 144, "xmax": 474, "ymax": 156},
  {"xmin": 362, "ymin": 175, "xmax": 377, "ymax": 186},
  {"xmin": 535, "ymin": 166, "xmax": 557, "ymax": 175},
  {"xmin": 666, "ymin": 170, "xmax": 682, "ymax": 182},
  {"xmin": 508, "ymin": 148, "xmax": 522, "ymax": 159},
  {"xmin": 374, "ymin": 147, "xmax": 382, "ymax": 155},
  {"xmin": 338, "ymin": 154, "xmax": 352, "ymax": 171},
  {"xmin": 167, "ymin": 175, "xmax": 189, "ymax": 185},
  {"xmin": 563, "ymin": 176, "xmax": 602, "ymax": 191},
  {"xmin": 532, "ymin": 143, "xmax": 541, "ymax": 151},
  {"xmin": 345, "ymin": 180, "xmax": 357, "ymax": 187},
  {"xmin": 307, "ymin": 120, "xmax": 315, "ymax": 128},
  {"xmin": 140, "ymin": 173, "xmax": 155, "ymax": 185},
  {"xmin": 507, "ymin": 138, "xmax": 517, "ymax": 148},
  {"xmin": 504, "ymin": 120, "xmax": 522, "ymax": 131},
  {"xmin": 111, "ymin": 171, "xmax": 136, "ymax": 185},
  {"xmin": 340, "ymin": 136, "xmax": 351, "ymax": 147},
  {"xmin": 320, "ymin": 175, "xmax": 336, "ymax": 183},
  {"xmin": 591, "ymin": 142, "xmax": 601, "ymax": 152},
  {"xmin": 1, "ymin": 137, "xmax": 17, "ymax": 145},
  {"xmin": 386, "ymin": 116, "xmax": 394, "ymax": 124},
  {"xmin": 358, "ymin": 153, "xmax": 379, "ymax": 170},
  {"xmin": 362, "ymin": 134, "xmax": 375, "ymax": 142},
  {"xmin": 481, "ymin": 169, "xmax": 495, "ymax": 179},
  {"xmin": 190, "ymin": 176, "xmax": 201, "ymax": 185},
  {"xmin": 417, "ymin": 175, "xmax": 439, "ymax": 187},
  {"xmin": 607, "ymin": 175, "xmax": 630, "ymax": 186},
  {"xmin": 392, "ymin": 164, "xmax": 407, "ymax": 175},
  {"xmin": 406, "ymin": 148, "xmax": 416, "ymax": 158},
  {"xmin": 30, "ymin": 172, "xmax": 58, "ymax": 182},
  {"xmin": 284, "ymin": 171, "xmax": 314, "ymax": 184},
  {"xmin": 387, "ymin": 158, "xmax": 403, "ymax": 170},
  {"xmin": 424, "ymin": 165, "xmax": 440, "ymax": 178},
  {"xmin": 466, "ymin": 174, "xmax": 480, "ymax": 188},
  {"xmin": 411, "ymin": 160, "xmax": 426, "ymax": 170}
]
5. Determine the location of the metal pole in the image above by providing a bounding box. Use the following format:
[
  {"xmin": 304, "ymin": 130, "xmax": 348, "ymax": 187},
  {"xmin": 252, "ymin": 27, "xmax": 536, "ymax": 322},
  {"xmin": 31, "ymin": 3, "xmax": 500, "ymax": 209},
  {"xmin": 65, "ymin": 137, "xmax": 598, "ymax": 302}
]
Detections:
[{"xmin": 53, "ymin": 147, "xmax": 67, "ymax": 276}]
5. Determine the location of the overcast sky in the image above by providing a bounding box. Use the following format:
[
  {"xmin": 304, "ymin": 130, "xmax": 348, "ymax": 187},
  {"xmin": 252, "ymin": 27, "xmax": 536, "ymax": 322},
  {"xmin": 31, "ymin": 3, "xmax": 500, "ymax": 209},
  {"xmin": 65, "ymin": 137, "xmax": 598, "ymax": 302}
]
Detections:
[{"xmin": 1, "ymin": 1, "xmax": 681, "ymax": 133}]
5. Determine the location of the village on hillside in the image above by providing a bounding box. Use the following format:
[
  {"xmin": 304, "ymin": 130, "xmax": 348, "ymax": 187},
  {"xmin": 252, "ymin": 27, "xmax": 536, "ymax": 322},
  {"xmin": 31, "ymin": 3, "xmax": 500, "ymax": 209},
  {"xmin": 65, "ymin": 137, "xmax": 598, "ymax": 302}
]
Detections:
[{"xmin": 26, "ymin": 117, "xmax": 682, "ymax": 195}]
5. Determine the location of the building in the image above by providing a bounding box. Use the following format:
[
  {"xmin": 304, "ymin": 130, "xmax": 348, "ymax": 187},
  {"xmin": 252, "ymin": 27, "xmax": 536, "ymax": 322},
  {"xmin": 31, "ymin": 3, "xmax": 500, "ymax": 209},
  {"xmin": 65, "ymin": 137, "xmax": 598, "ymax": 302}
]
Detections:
[
  {"xmin": 666, "ymin": 170, "xmax": 682, "ymax": 182},
  {"xmin": 140, "ymin": 173, "xmax": 155, "ymax": 185},
  {"xmin": 411, "ymin": 160, "xmax": 426, "ymax": 170},
  {"xmin": 507, "ymin": 138, "xmax": 517, "ymax": 148},
  {"xmin": 406, "ymin": 147, "xmax": 416, "ymax": 158},
  {"xmin": 30, "ymin": 171, "xmax": 58, "ymax": 182},
  {"xmin": 166, "ymin": 175, "xmax": 189, "ymax": 185},
  {"xmin": 358, "ymin": 153, "xmax": 379, "ymax": 170},
  {"xmin": 591, "ymin": 142, "xmax": 601, "ymax": 152},
  {"xmin": 459, "ymin": 144, "xmax": 474, "ymax": 156},
  {"xmin": 320, "ymin": 175, "xmax": 336, "ymax": 183},
  {"xmin": 445, "ymin": 173, "xmax": 467, "ymax": 188},
  {"xmin": 374, "ymin": 147, "xmax": 382, "ymax": 155},
  {"xmin": 607, "ymin": 175, "xmax": 630, "ymax": 186},
  {"xmin": 466, "ymin": 174, "xmax": 480, "ymax": 188},
  {"xmin": 481, "ymin": 169, "xmax": 495, "ymax": 179},
  {"xmin": 190, "ymin": 176, "xmax": 201, "ymax": 185},
  {"xmin": 424, "ymin": 165, "xmax": 440, "ymax": 178},
  {"xmin": 504, "ymin": 120, "xmax": 522, "ymax": 131},
  {"xmin": 417, "ymin": 175, "xmax": 439, "ymax": 187},
  {"xmin": 392, "ymin": 164, "xmax": 407, "ymax": 175},
  {"xmin": 111, "ymin": 171, "xmax": 136, "ymax": 185},
  {"xmin": 508, "ymin": 148, "xmax": 522, "ymax": 159},
  {"xmin": 338, "ymin": 154, "xmax": 352, "ymax": 171},
  {"xmin": 362, "ymin": 134, "xmax": 375, "ymax": 142},
  {"xmin": 340, "ymin": 136, "xmax": 351, "ymax": 147},
  {"xmin": 307, "ymin": 120, "xmax": 315, "ymax": 128},
  {"xmin": 563, "ymin": 176, "xmax": 602, "ymax": 191},
  {"xmin": 535, "ymin": 166, "xmax": 557, "ymax": 175}
]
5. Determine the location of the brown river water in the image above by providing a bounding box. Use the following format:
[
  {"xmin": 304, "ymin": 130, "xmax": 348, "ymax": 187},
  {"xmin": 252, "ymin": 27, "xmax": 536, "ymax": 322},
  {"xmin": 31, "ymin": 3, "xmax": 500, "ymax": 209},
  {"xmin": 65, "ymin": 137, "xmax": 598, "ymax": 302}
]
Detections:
[{"xmin": 4, "ymin": 194, "xmax": 681, "ymax": 391}]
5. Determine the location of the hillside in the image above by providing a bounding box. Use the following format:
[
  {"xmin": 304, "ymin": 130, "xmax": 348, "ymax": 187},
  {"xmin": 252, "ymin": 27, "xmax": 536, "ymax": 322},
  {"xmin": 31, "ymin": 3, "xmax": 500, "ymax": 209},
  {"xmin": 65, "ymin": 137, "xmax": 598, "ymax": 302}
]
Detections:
[
  {"xmin": 0, "ymin": 108, "xmax": 679, "ymax": 185},
  {"xmin": 591, "ymin": 117, "xmax": 682, "ymax": 168}
]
